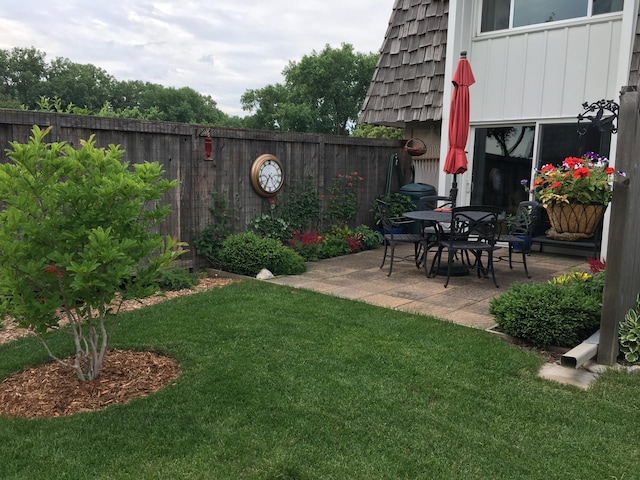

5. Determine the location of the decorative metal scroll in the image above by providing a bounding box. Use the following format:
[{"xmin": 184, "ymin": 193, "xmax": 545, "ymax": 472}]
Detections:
[{"xmin": 577, "ymin": 99, "xmax": 619, "ymax": 136}]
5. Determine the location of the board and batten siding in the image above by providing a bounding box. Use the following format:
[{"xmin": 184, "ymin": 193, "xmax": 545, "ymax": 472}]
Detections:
[
  {"xmin": 469, "ymin": 16, "xmax": 623, "ymax": 123},
  {"xmin": 0, "ymin": 110, "xmax": 407, "ymax": 269}
]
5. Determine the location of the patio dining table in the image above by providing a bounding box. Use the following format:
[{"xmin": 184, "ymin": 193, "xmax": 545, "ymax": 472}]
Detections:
[
  {"xmin": 403, "ymin": 209, "xmax": 462, "ymax": 277},
  {"xmin": 403, "ymin": 208, "xmax": 506, "ymax": 279}
]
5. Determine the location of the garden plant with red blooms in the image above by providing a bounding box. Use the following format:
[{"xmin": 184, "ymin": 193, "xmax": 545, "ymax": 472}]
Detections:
[{"xmin": 523, "ymin": 152, "xmax": 625, "ymax": 207}]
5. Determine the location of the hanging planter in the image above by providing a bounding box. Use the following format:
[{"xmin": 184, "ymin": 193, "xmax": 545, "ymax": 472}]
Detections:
[
  {"xmin": 404, "ymin": 138, "xmax": 427, "ymax": 156},
  {"xmin": 544, "ymin": 204, "xmax": 606, "ymax": 240}
]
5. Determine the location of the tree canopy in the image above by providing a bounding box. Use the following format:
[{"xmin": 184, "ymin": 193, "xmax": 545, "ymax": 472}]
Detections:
[
  {"xmin": 0, "ymin": 47, "xmax": 241, "ymax": 126},
  {"xmin": 0, "ymin": 44, "xmax": 381, "ymax": 135},
  {"xmin": 241, "ymin": 43, "xmax": 378, "ymax": 135}
]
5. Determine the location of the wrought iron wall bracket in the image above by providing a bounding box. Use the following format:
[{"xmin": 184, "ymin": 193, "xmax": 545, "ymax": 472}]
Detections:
[{"xmin": 577, "ymin": 99, "xmax": 619, "ymax": 136}]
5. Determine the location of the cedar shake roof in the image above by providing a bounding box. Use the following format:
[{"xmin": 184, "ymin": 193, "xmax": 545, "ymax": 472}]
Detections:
[{"xmin": 358, "ymin": 0, "xmax": 449, "ymax": 128}]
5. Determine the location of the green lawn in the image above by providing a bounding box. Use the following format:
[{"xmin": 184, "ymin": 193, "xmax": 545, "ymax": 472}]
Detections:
[{"xmin": 1, "ymin": 280, "xmax": 638, "ymax": 479}]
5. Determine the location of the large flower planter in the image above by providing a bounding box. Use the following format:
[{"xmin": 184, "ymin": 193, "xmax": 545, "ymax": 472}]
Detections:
[{"xmin": 544, "ymin": 204, "xmax": 606, "ymax": 240}]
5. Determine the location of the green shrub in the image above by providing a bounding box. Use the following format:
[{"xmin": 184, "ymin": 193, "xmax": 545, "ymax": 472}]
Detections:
[
  {"xmin": 193, "ymin": 191, "xmax": 237, "ymax": 267},
  {"xmin": 489, "ymin": 282, "xmax": 602, "ymax": 347},
  {"xmin": 353, "ymin": 225, "xmax": 383, "ymax": 250},
  {"xmin": 370, "ymin": 193, "xmax": 414, "ymax": 225},
  {"xmin": 319, "ymin": 235, "xmax": 350, "ymax": 259},
  {"xmin": 247, "ymin": 214, "xmax": 291, "ymax": 244},
  {"xmin": 156, "ymin": 268, "xmax": 197, "ymax": 291},
  {"xmin": 289, "ymin": 229, "xmax": 324, "ymax": 262},
  {"xmin": 220, "ymin": 232, "xmax": 306, "ymax": 276},
  {"xmin": 277, "ymin": 176, "xmax": 321, "ymax": 231},
  {"xmin": 0, "ymin": 126, "xmax": 183, "ymax": 381},
  {"xmin": 325, "ymin": 171, "xmax": 364, "ymax": 227},
  {"xmin": 619, "ymin": 296, "xmax": 640, "ymax": 363}
]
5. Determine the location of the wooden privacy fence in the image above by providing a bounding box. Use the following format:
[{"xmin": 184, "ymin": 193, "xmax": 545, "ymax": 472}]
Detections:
[{"xmin": 0, "ymin": 110, "xmax": 418, "ymax": 269}]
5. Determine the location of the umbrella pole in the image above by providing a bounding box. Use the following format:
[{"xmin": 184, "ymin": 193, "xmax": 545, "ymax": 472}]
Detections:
[{"xmin": 449, "ymin": 174, "xmax": 458, "ymax": 207}]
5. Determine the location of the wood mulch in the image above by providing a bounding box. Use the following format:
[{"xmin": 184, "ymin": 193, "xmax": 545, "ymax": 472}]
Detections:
[{"xmin": 0, "ymin": 277, "xmax": 237, "ymax": 419}]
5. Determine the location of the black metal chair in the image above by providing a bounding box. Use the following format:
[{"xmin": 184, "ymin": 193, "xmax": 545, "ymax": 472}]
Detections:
[
  {"xmin": 432, "ymin": 205, "xmax": 502, "ymax": 288},
  {"xmin": 497, "ymin": 200, "xmax": 539, "ymax": 278},
  {"xmin": 417, "ymin": 195, "xmax": 454, "ymax": 275},
  {"xmin": 376, "ymin": 199, "xmax": 428, "ymax": 276}
]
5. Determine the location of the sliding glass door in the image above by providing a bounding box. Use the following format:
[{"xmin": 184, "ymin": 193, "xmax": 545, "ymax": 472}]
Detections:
[
  {"xmin": 471, "ymin": 123, "xmax": 610, "ymax": 215},
  {"xmin": 471, "ymin": 125, "xmax": 534, "ymax": 216}
]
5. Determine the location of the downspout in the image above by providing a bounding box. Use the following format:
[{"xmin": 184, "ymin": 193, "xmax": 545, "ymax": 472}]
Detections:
[{"xmin": 560, "ymin": 330, "xmax": 600, "ymax": 369}]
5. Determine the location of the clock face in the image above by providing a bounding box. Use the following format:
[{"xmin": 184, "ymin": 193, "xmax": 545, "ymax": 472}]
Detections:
[
  {"xmin": 259, "ymin": 159, "xmax": 282, "ymax": 193},
  {"xmin": 250, "ymin": 154, "xmax": 284, "ymax": 197}
]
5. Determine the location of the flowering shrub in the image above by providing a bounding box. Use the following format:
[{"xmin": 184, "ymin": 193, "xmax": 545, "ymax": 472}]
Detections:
[
  {"xmin": 289, "ymin": 229, "xmax": 325, "ymax": 261},
  {"xmin": 326, "ymin": 171, "xmax": 364, "ymax": 227},
  {"xmin": 346, "ymin": 234, "xmax": 363, "ymax": 253},
  {"xmin": 587, "ymin": 257, "xmax": 606, "ymax": 273},
  {"xmin": 525, "ymin": 152, "xmax": 624, "ymax": 207}
]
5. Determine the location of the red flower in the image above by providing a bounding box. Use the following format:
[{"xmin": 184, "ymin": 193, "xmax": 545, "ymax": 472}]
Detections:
[
  {"xmin": 573, "ymin": 167, "xmax": 591, "ymax": 179},
  {"xmin": 563, "ymin": 157, "xmax": 582, "ymax": 169},
  {"xmin": 551, "ymin": 181, "xmax": 562, "ymax": 189},
  {"xmin": 540, "ymin": 164, "xmax": 556, "ymax": 173},
  {"xmin": 44, "ymin": 265, "xmax": 64, "ymax": 278},
  {"xmin": 587, "ymin": 257, "xmax": 606, "ymax": 273},
  {"xmin": 605, "ymin": 167, "xmax": 615, "ymax": 175}
]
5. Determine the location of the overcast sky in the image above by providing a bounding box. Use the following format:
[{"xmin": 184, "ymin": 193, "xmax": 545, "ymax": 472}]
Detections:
[{"xmin": 0, "ymin": 1, "xmax": 394, "ymax": 117}]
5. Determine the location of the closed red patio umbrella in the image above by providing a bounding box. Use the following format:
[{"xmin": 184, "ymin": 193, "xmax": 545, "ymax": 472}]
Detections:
[{"xmin": 444, "ymin": 51, "xmax": 475, "ymax": 205}]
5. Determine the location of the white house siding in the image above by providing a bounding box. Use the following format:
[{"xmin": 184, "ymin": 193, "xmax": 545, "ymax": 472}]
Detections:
[{"xmin": 469, "ymin": 17, "xmax": 623, "ymax": 123}]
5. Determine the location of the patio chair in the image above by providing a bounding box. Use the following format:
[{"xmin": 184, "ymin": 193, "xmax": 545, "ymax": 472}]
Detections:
[
  {"xmin": 417, "ymin": 195, "xmax": 454, "ymax": 274},
  {"xmin": 432, "ymin": 205, "xmax": 502, "ymax": 288},
  {"xmin": 376, "ymin": 199, "xmax": 428, "ymax": 276},
  {"xmin": 497, "ymin": 200, "xmax": 539, "ymax": 278}
]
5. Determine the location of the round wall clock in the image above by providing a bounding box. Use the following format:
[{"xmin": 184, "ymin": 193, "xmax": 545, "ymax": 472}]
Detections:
[{"xmin": 250, "ymin": 154, "xmax": 284, "ymax": 197}]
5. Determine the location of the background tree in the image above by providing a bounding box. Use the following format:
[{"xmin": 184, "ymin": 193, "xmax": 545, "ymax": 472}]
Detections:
[
  {"xmin": 351, "ymin": 124, "xmax": 404, "ymax": 139},
  {"xmin": 241, "ymin": 43, "xmax": 377, "ymax": 135},
  {"xmin": 0, "ymin": 47, "xmax": 243, "ymax": 126},
  {"xmin": 0, "ymin": 126, "xmax": 185, "ymax": 381},
  {"xmin": 0, "ymin": 47, "xmax": 47, "ymax": 109},
  {"xmin": 43, "ymin": 57, "xmax": 116, "ymax": 112}
]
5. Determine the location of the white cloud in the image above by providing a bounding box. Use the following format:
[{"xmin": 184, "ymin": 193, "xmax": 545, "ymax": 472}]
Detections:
[{"xmin": 0, "ymin": 0, "xmax": 393, "ymax": 116}]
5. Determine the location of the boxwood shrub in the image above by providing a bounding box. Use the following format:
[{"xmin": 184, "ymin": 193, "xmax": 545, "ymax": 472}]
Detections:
[
  {"xmin": 489, "ymin": 282, "xmax": 601, "ymax": 348},
  {"xmin": 220, "ymin": 232, "xmax": 306, "ymax": 277}
]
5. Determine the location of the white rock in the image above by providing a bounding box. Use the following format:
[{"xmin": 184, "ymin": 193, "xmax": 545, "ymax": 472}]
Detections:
[{"xmin": 256, "ymin": 268, "xmax": 274, "ymax": 280}]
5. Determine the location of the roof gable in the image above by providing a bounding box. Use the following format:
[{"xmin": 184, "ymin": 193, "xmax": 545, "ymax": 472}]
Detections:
[{"xmin": 359, "ymin": 0, "xmax": 448, "ymax": 127}]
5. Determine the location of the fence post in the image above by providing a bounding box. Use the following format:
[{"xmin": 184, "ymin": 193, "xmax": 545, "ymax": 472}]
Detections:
[{"xmin": 598, "ymin": 87, "xmax": 640, "ymax": 364}]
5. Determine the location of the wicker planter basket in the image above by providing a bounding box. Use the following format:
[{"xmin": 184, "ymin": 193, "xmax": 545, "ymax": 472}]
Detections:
[
  {"xmin": 404, "ymin": 138, "xmax": 427, "ymax": 156},
  {"xmin": 544, "ymin": 204, "xmax": 606, "ymax": 240}
]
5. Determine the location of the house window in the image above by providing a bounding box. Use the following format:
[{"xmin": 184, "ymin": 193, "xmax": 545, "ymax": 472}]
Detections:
[{"xmin": 481, "ymin": 0, "xmax": 624, "ymax": 32}]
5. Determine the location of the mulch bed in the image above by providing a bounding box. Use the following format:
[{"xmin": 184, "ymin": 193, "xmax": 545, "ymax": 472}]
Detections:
[{"xmin": 0, "ymin": 277, "xmax": 237, "ymax": 419}]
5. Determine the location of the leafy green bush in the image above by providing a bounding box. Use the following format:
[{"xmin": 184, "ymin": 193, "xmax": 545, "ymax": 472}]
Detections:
[
  {"xmin": 247, "ymin": 214, "xmax": 291, "ymax": 244},
  {"xmin": 156, "ymin": 268, "xmax": 197, "ymax": 291},
  {"xmin": 353, "ymin": 225, "xmax": 383, "ymax": 250},
  {"xmin": 0, "ymin": 126, "xmax": 183, "ymax": 381},
  {"xmin": 370, "ymin": 193, "xmax": 414, "ymax": 225},
  {"xmin": 619, "ymin": 296, "xmax": 640, "ymax": 363},
  {"xmin": 489, "ymin": 282, "xmax": 602, "ymax": 347},
  {"xmin": 193, "ymin": 191, "xmax": 237, "ymax": 267},
  {"xmin": 326, "ymin": 171, "xmax": 364, "ymax": 227},
  {"xmin": 220, "ymin": 232, "xmax": 306, "ymax": 276},
  {"xmin": 277, "ymin": 176, "xmax": 321, "ymax": 231},
  {"xmin": 289, "ymin": 229, "xmax": 324, "ymax": 262},
  {"xmin": 319, "ymin": 235, "xmax": 350, "ymax": 259}
]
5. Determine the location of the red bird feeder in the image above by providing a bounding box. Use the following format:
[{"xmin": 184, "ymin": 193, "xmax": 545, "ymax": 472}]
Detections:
[{"xmin": 204, "ymin": 137, "xmax": 213, "ymax": 161}]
